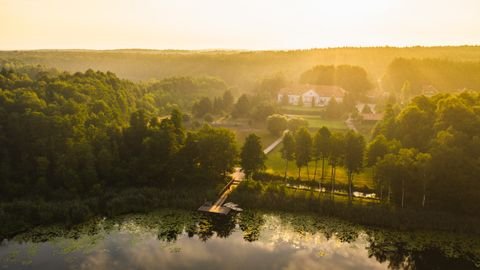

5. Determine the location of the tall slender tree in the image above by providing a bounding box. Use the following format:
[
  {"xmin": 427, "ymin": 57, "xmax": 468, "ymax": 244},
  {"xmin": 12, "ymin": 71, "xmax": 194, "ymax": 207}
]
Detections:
[
  {"xmin": 328, "ymin": 132, "xmax": 344, "ymax": 200},
  {"xmin": 415, "ymin": 152, "xmax": 432, "ymax": 208},
  {"xmin": 312, "ymin": 126, "xmax": 331, "ymax": 183},
  {"xmin": 280, "ymin": 132, "xmax": 295, "ymax": 180},
  {"xmin": 344, "ymin": 131, "xmax": 365, "ymax": 202}
]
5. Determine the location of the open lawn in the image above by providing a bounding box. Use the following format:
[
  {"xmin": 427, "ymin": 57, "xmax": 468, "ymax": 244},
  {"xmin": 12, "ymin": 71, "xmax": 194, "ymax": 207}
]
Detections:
[
  {"xmin": 279, "ymin": 105, "xmax": 324, "ymax": 114},
  {"xmin": 264, "ymin": 147, "xmax": 374, "ymax": 189},
  {"xmin": 211, "ymin": 117, "xmax": 279, "ymax": 148},
  {"xmin": 285, "ymin": 114, "xmax": 348, "ymax": 131}
]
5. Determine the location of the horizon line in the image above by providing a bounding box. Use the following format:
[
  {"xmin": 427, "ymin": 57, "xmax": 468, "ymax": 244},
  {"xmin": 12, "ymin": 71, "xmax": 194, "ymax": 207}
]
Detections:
[{"xmin": 1, "ymin": 44, "xmax": 480, "ymax": 53}]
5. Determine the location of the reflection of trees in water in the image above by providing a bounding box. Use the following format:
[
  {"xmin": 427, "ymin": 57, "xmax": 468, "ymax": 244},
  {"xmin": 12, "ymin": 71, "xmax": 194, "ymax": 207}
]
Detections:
[
  {"xmin": 407, "ymin": 248, "xmax": 478, "ymax": 270},
  {"xmin": 154, "ymin": 212, "xmax": 237, "ymax": 242},
  {"xmin": 367, "ymin": 236, "xmax": 409, "ymax": 269},
  {"xmin": 196, "ymin": 215, "xmax": 214, "ymax": 241},
  {"xmin": 238, "ymin": 211, "xmax": 265, "ymax": 242},
  {"xmin": 9, "ymin": 210, "xmax": 480, "ymax": 269},
  {"xmin": 157, "ymin": 213, "xmax": 185, "ymax": 242},
  {"xmin": 365, "ymin": 231, "xmax": 479, "ymax": 270},
  {"xmin": 211, "ymin": 214, "xmax": 237, "ymax": 238},
  {"xmin": 196, "ymin": 213, "xmax": 237, "ymax": 241}
]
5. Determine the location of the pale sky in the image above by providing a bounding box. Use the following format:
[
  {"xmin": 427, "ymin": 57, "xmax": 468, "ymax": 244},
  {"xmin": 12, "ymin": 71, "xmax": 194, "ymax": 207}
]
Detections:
[{"xmin": 1, "ymin": 0, "xmax": 479, "ymax": 50}]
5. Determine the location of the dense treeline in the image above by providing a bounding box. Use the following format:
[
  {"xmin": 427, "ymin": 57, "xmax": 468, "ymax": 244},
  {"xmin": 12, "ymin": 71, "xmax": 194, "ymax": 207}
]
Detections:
[
  {"xmin": 383, "ymin": 58, "xmax": 480, "ymax": 96},
  {"xmin": 370, "ymin": 92, "xmax": 480, "ymax": 214},
  {"xmin": 142, "ymin": 76, "xmax": 230, "ymax": 115},
  {"xmin": 299, "ymin": 65, "xmax": 373, "ymax": 97},
  {"xmin": 0, "ymin": 65, "xmax": 239, "ymax": 202},
  {"xmin": 3, "ymin": 46, "xmax": 480, "ymax": 90}
]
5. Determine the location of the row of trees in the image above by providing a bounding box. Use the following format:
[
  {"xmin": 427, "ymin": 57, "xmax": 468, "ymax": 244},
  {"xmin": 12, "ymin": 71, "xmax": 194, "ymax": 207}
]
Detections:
[{"xmin": 280, "ymin": 127, "xmax": 365, "ymax": 202}]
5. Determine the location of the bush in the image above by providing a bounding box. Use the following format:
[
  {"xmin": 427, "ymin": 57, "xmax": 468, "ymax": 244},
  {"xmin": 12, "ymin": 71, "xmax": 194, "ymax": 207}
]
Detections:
[
  {"xmin": 204, "ymin": 113, "xmax": 214, "ymax": 123},
  {"xmin": 266, "ymin": 114, "xmax": 288, "ymax": 135},
  {"xmin": 287, "ymin": 117, "xmax": 308, "ymax": 131}
]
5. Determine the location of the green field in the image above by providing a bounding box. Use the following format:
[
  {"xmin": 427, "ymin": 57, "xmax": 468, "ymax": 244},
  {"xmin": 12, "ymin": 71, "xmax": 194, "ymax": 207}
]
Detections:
[
  {"xmin": 212, "ymin": 117, "xmax": 279, "ymax": 148},
  {"xmin": 264, "ymin": 147, "xmax": 374, "ymax": 189},
  {"xmin": 288, "ymin": 114, "xmax": 348, "ymax": 130},
  {"xmin": 279, "ymin": 105, "xmax": 324, "ymax": 114}
]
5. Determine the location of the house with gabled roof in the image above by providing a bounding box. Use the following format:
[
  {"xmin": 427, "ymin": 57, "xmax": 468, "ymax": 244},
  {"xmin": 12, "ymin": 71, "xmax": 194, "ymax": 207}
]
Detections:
[{"xmin": 277, "ymin": 84, "xmax": 346, "ymax": 107}]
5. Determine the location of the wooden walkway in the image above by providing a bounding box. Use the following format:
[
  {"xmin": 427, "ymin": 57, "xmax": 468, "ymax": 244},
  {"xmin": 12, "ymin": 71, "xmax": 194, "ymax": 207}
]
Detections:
[
  {"xmin": 198, "ymin": 167, "xmax": 244, "ymax": 214},
  {"xmin": 263, "ymin": 129, "xmax": 288, "ymax": 154},
  {"xmin": 198, "ymin": 131, "xmax": 286, "ymax": 214}
]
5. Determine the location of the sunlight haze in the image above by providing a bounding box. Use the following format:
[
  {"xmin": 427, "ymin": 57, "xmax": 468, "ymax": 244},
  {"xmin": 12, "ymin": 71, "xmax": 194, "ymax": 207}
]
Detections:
[{"xmin": 1, "ymin": 0, "xmax": 479, "ymax": 50}]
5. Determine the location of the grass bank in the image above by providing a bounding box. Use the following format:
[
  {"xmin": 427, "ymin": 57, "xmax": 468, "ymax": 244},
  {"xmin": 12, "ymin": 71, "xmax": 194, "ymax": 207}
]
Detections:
[
  {"xmin": 0, "ymin": 186, "xmax": 218, "ymax": 239},
  {"xmin": 229, "ymin": 179, "xmax": 480, "ymax": 234}
]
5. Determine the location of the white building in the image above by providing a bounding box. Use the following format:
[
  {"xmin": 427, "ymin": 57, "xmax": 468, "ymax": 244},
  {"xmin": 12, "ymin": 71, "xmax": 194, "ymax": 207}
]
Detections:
[{"xmin": 277, "ymin": 84, "xmax": 345, "ymax": 107}]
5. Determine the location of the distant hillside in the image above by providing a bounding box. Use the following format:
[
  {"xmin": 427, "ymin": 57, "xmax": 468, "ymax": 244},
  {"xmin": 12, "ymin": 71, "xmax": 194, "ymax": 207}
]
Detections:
[{"xmin": 1, "ymin": 46, "xmax": 480, "ymax": 92}]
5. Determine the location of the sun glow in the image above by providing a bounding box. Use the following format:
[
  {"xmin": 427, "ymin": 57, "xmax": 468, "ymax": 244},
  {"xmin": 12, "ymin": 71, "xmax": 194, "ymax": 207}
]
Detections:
[{"xmin": 1, "ymin": 0, "xmax": 479, "ymax": 50}]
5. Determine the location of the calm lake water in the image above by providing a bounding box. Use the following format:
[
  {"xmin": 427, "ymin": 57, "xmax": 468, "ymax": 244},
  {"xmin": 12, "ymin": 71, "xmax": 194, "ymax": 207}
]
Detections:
[{"xmin": 1, "ymin": 210, "xmax": 479, "ymax": 270}]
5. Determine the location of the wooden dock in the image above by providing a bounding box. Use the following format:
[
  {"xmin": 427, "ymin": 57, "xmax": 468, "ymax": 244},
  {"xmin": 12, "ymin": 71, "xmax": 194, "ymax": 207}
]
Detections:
[
  {"xmin": 198, "ymin": 168, "xmax": 244, "ymax": 215},
  {"xmin": 198, "ymin": 132, "xmax": 285, "ymax": 214}
]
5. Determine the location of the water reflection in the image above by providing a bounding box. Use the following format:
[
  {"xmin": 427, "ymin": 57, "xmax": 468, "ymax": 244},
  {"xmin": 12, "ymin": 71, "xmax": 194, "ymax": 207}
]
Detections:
[{"xmin": 1, "ymin": 210, "xmax": 479, "ymax": 270}]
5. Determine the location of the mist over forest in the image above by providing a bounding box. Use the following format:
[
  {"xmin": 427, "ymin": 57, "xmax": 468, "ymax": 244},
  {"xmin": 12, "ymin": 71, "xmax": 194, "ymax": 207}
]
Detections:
[{"xmin": 2, "ymin": 46, "xmax": 480, "ymax": 93}]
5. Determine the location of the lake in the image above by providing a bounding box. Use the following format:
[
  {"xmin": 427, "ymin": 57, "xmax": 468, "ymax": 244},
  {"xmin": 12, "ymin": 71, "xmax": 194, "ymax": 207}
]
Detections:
[{"xmin": 1, "ymin": 210, "xmax": 479, "ymax": 269}]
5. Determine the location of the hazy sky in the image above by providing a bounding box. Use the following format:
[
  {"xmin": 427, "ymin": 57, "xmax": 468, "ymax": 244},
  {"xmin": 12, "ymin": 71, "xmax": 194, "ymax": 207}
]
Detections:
[{"xmin": 1, "ymin": 0, "xmax": 479, "ymax": 50}]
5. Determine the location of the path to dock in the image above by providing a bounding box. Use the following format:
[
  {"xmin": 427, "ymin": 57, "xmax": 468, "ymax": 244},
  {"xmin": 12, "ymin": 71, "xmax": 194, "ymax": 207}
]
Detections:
[
  {"xmin": 198, "ymin": 130, "xmax": 287, "ymax": 214},
  {"xmin": 263, "ymin": 130, "xmax": 288, "ymax": 154}
]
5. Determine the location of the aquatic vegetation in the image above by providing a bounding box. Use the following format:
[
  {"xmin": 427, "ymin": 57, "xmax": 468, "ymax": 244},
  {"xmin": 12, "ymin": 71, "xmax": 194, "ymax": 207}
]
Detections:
[
  {"xmin": 238, "ymin": 211, "xmax": 265, "ymax": 242},
  {"xmin": 2, "ymin": 209, "xmax": 480, "ymax": 269}
]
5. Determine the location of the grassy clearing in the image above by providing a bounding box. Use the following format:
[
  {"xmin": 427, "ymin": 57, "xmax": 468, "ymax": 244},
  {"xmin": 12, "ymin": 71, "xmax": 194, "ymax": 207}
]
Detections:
[
  {"xmin": 264, "ymin": 147, "xmax": 374, "ymax": 189},
  {"xmin": 211, "ymin": 117, "xmax": 278, "ymax": 148},
  {"xmin": 279, "ymin": 105, "xmax": 324, "ymax": 114},
  {"xmin": 287, "ymin": 114, "xmax": 348, "ymax": 130}
]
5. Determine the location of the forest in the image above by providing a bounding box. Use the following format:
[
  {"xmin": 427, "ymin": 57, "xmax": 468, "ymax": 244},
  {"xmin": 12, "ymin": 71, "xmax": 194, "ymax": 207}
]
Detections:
[
  {"xmin": 383, "ymin": 58, "xmax": 480, "ymax": 96},
  {"xmin": 2, "ymin": 46, "xmax": 480, "ymax": 92},
  {"xmin": 0, "ymin": 65, "xmax": 241, "ymax": 199}
]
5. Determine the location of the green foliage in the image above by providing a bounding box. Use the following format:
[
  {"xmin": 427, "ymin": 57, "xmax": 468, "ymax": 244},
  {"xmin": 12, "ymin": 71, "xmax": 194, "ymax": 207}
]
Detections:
[
  {"xmin": 300, "ymin": 65, "xmax": 373, "ymax": 96},
  {"xmin": 194, "ymin": 125, "xmax": 238, "ymax": 176},
  {"xmin": 287, "ymin": 117, "xmax": 308, "ymax": 131},
  {"xmin": 3, "ymin": 47, "xmax": 480, "ymax": 92},
  {"xmin": 232, "ymin": 94, "xmax": 251, "ymax": 118},
  {"xmin": 0, "ymin": 65, "xmax": 240, "ymax": 202},
  {"xmin": 192, "ymin": 97, "xmax": 213, "ymax": 117},
  {"xmin": 343, "ymin": 131, "xmax": 366, "ymax": 200},
  {"xmin": 266, "ymin": 114, "xmax": 288, "ymax": 136},
  {"xmin": 294, "ymin": 128, "xmax": 312, "ymax": 177},
  {"xmin": 383, "ymin": 58, "xmax": 480, "ymax": 95},
  {"xmin": 240, "ymin": 134, "xmax": 266, "ymax": 177},
  {"xmin": 312, "ymin": 126, "xmax": 331, "ymax": 180},
  {"xmin": 373, "ymin": 91, "xmax": 480, "ymax": 213}
]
